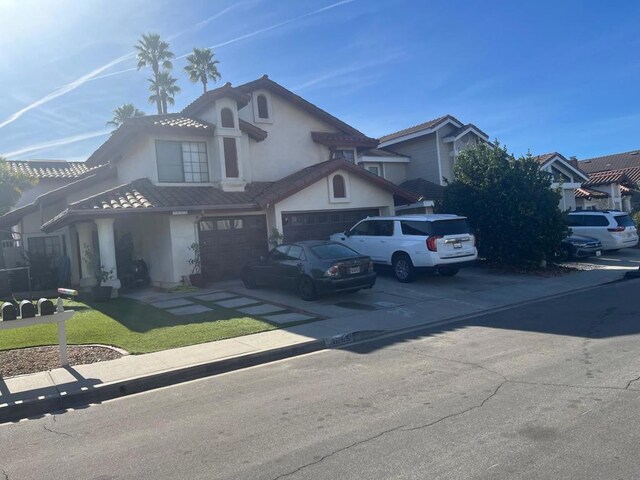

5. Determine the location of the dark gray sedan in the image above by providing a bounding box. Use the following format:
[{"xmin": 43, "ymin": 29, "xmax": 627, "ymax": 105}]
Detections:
[
  {"xmin": 562, "ymin": 235, "xmax": 603, "ymax": 259},
  {"xmin": 241, "ymin": 241, "xmax": 376, "ymax": 300}
]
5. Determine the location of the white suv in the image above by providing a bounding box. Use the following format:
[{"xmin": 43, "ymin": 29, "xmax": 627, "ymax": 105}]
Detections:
[
  {"xmin": 567, "ymin": 211, "xmax": 638, "ymax": 250},
  {"xmin": 330, "ymin": 214, "xmax": 477, "ymax": 282}
]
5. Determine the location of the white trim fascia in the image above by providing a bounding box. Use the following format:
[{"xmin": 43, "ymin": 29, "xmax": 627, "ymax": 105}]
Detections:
[
  {"xmin": 442, "ymin": 126, "xmax": 489, "ymax": 143},
  {"xmin": 395, "ymin": 200, "xmax": 435, "ymax": 212},
  {"xmin": 551, "ymin": 182, "xmax": 582, "ymax": 189},
  {"xmin": 378, "ymin": 118, "xmax": 463, "ymax": 148},
  {"xmin": 436, "ymin": 130, "xmax": 443, "ymax": 185},
  {"xmin": 357, "ymin": 155, "xmax": 410, "ymax": 164},
  {"xmin": 543, "ymin": 155, "xmax": 590, "ymax": 182}
]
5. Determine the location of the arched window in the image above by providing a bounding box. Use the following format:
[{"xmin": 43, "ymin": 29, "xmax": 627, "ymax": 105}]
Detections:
[
  {"xmin": 332, "ymin": 174, "xmax": 346, "ymax": 198},
  {"xmin": 257, "ymin": 94, "xmax": 269, "ymax": 119},
  {"xmin": 221, "ymin": 108, "xmax": 235, "ymax": 128}
]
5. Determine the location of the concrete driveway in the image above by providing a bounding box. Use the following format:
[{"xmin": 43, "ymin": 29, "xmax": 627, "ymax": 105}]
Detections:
[{"xmin": 226, "ymin": 248, "xmax": 640, "ymax": 320}]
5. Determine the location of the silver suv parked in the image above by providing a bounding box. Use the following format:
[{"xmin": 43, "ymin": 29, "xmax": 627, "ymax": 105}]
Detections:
[
  {"xmin": 330, "ymin": 215, "xmax": 477, "ymax": 282},
  {"xmin": 566, "ymin": 211, "xmax": 638, "ymax": 250}
]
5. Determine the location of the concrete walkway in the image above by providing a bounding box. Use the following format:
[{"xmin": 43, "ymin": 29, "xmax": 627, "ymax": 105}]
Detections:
[{"xmin": 0, "ymin": 263, "xmax": 635, "ymax": 423}]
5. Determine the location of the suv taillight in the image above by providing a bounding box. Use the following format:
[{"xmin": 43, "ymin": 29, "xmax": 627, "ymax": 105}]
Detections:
[
  {"xmin": 426, "ymin": 236, "xmax": 442, "ymax": 252},
  {"xmin": 608, "ymin": 226, "xmax": 625, "ymax": 232}
]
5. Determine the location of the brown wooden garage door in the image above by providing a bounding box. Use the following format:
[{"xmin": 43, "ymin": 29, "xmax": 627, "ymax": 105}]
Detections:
[
  {"xmin": 199, "ymin": 215, "xmax": 268, "ymax": 281},
  {"xmin": 282, "ymin": 209, "xmax": 379, "ymax": 243}
]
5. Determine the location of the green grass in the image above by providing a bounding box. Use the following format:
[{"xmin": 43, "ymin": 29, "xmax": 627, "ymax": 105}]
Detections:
[{"xmin": 0, "ymin": 297, "xmax": 276, "ymax": 354}]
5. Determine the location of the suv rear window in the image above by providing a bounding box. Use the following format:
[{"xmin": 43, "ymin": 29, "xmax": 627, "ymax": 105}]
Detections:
[
  {"xmin": 311, "ymin": 244, "xmax": 360, "ymax": 259},
  {"xmin": 400, "ymin": 219, "xmax": 470, "ymax": 236},
  {"xmin": 615, "ymin": 215, "xmax": 636, "ymax": 227}
]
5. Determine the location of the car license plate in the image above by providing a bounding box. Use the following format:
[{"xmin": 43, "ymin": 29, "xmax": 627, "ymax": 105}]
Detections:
[
  {"xmin": 349, "ymin": 266, "xmax": 360, "ymax": 274},
  {"xmin": 453, "ymin": 242, "xmax": 462, "ymax": 249},
  {"xmin": 596, "ymin": 250, "xmax": 601, "ymax": 257}
]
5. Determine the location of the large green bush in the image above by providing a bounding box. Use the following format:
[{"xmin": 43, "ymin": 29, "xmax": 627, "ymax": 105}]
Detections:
[{"xmin": 440, "ymin": 143, "xmax": 569, "ymax": 268}]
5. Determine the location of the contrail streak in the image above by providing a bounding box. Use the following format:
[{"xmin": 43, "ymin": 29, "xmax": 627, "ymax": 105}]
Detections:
[
  {"xmin": 2, "ymin": 129, "xmax": 110, "ymax": 159},
  {"xmin": 0, "ymin": 53, "xmax": 134, "ymax": 129}
]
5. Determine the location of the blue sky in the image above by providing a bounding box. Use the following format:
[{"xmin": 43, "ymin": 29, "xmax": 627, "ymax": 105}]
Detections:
[{"xmin": 1, "ymin": 0, "xmax": 639, "ymax": 162}]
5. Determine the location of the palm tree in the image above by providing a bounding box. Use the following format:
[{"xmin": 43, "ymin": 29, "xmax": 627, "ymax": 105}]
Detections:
[
  {"xmin": 106, "ymin": 103, "xmax": 145, "ymax": 129},
  {"xmin": 183, "ymin": 47, "xmax": 222, "ymax": 94},
  {"xmin": 135, "ymin": 33, "xmax": 175, "ymax": 114},
  {"xmin": 148, "ymin": 72, "xmax": 181, "ymax": 114}
]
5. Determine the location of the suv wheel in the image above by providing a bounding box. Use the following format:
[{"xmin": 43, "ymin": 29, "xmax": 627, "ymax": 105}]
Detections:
[
  {"xmin": 437, "ymin": 266, "xmax": 459, "ymax": 277},
  {"xmin": 297, "ymin": 275, "xmax": 318, "ymax": 301},
  {"xmin": 393, "ymin": 254, "xmax": 415, "ymax": 283}
]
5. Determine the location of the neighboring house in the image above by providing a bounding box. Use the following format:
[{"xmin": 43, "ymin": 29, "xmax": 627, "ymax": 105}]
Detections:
[
  {"xmin": 0, "ymin": 75, "xmax": 417, "ymax": 292},
  {"xmin": 578, "ymin": 150, "xmax": 640, "ymax": 211},
  {"xmin": 359, "ymin": 115, "xmax": 490, "ymax": 213},
  {"xmin": 533, "ymin": 152, "xmax": 589, "ymax": 211}
]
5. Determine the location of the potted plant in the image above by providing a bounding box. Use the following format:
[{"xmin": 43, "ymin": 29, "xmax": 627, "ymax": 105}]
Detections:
[
  {"xmin": 84, "ymin": 247, "xmax": 114, "ymax": 301},
  {"xmin": 188, "ymin": 242, "xmax": 205, "ymax": 287}
]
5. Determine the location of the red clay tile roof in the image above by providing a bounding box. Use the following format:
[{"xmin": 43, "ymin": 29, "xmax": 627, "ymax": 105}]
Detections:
[
  {"xmin": 181, "ymin": 82, "xmax": 251, "ymax": 116},
  {"xmin": 310, "ymin": 131, "xmax": 379, "ymax": 148},
  {"xmin": 575, "ymin": 187, "xmax": 609, "ymax": 199},
  {"xmin": 238, "ymin": 119, "xmax": 268, "ymax": 142},
  {"xmin": 7, "ymin": 160, "xmax": 96, "ymax": 179},
  {"xmin": 584, "ymin": 169, "xmax": 635, "ymax": 187},
  {"xmin": 0, "ymin": 164, "xmax": 116, "ymax": 228},
  {"xmin": 125, "ymin": 114, "xmax": 214, "ymax": 132},
  {"xmin": 236, "ymin": 75, "xmax": 366, "ymax": 137},
  {"xmin": 379, "ymin": 115, "xmax": 460, "ymax": 143},
  {"xmin": 399, "ymin": 178, "xmax": 445, "ymax": 202},
  {"xmin": 579, "ymin": 150, "xmax": 640, "ymax": 173},
  {"xmin": 253, "ymin": 158, "xmax": 418, "ymax": 207}
]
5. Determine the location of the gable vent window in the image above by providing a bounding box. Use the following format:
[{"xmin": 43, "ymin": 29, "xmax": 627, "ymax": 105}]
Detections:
[
  {"xmin": 223, "ymin": 137, "xmax": 240, "ymax": 178},
  {"xmin": 257, "ymin": 94, "xmax": 269, "ymax": 119},
  {"xmin": 221, "ymin": 107, "xmax": 235, "ymax": 128},
  {"xmin": 332, "ymin": 174, "xmax": 346, "ymax": 198},
  {"xmin": 334, "ymin": 149, "xmax": 355, "ymax": 163},
  {"xmin": 156, "ymin": 140, "xmax": 209, "ymax": 183}
]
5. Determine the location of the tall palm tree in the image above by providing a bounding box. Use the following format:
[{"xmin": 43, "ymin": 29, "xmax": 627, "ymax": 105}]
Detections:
[
  {"xmin": 183, "ymin": 47, "xmax": 222, "ymax": 94},
  {"xmin": 148, "ymin": 72, "xmax": 181, "ymax": 114},
  {"xmin": 106, "ymin": 103, "xmax": 145, "ymax": 129},
  {"xmin": 135, "ymin": 33, "xmax": 175, "ymax": 114}
]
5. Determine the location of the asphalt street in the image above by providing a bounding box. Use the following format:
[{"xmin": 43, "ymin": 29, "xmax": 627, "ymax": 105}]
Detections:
[{"xmin": 4, "ymin": 279, "xmax": 640, "ymax": 479}]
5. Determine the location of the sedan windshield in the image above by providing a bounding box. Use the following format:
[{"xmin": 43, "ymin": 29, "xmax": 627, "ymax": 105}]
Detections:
[{"xmin": 311, "ymin": 244, "xmax": 360, "ymax": 259}]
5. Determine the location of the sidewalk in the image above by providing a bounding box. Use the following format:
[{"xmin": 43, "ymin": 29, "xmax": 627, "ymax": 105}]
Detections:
[{"xmin": 0, "ymin": 266, "xmax": 633, "ymax": 423}]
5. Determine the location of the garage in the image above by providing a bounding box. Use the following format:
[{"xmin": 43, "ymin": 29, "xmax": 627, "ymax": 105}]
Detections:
[
  {"xmin": 282, "ymin": 209, "xmax": 379, "ymax": 242},
  {"xmin": 198, "ymin": 215, "xmax": 268, "ymax": 280}
]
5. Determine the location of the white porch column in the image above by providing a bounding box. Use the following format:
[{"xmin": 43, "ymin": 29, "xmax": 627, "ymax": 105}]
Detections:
[
  {"xmin": 76, "ymin": 222, "xmax": 97, "ymax": 290},
  {"xmin": 95, "ymin": 218, "xmax": 121, "ymax": 296}
]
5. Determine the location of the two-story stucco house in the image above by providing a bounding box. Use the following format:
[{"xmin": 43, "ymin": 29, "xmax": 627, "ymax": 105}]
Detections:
[{"xmin": 0, "ymin": 75, "xmax": 416, "ymax": 293}]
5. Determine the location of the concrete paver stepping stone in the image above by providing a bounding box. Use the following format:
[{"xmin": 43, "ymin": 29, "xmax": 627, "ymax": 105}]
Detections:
[
  {"xmin": 166, "ymin": 305, "xmax": 212, "ymax": 316},
  {"xmin": 151, "ymin": 298, "xmax": 194, "ymax": 309},
  {"xmin": 238, "ymin": 304, "xmax": 286, "ymax": 315},
  {"xmin": 194, "ymin": 292, "xmax": 238, "ymax": 302},
  {"xmin": 216, "ymin": 297, "xmax": 260, "ymax": 308},
  {"xmin": 263, "ymin": 312, "xmax": 315, "ymax": 324}
]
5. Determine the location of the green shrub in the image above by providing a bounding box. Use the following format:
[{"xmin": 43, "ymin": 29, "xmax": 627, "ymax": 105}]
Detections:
[{"xmin": 440, "ymin": 143, "xmax": 569, "ymax": 269}]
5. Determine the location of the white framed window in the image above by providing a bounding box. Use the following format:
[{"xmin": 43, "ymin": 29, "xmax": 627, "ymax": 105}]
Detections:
[
  {"xmin": 365, "ymin": 164, "xmax": 383, "ymax": 177},
  {"xmin": 334, "ymin": 148, "xmax": 356, "ymax": 162},
  {"xmin": 328, "ymin": 172, "xmax": 350, "ymax": 203},
  {"xmin": 156, "ymin": 140, "xmax": 209, "ymax": 183},
  {"xmin": 253, "ymin": 91, "xmax": 273, "ymax": 123}
]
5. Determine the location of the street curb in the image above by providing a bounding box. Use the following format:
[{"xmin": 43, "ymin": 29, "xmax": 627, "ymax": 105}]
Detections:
[
  {"xmin": 1, "ymin": 271, "xmax": 631, "ymax": 424},
  {"xmin": 0, "ymin": 339, "xmax": 326, "ymax": 424}
]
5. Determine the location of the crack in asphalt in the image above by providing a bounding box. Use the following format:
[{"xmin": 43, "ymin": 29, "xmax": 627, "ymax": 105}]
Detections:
[
  {"xmin": 386, "ymin": 347, "xmax": 508, "ymax": 381},
  {"xmin": 271, "ymin": 379, "xmax": 506, "ymax": 480},
  {"xmin": 625, "ymin": 374, "xmax": 640, "ymax": 390},
  {"xmin": 43, "ymin": 425, "xmax": 72, "ymax": 438}
]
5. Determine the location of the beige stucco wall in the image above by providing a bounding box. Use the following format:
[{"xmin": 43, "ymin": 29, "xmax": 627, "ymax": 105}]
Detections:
[
  {"xmin": 271, "ymin": 169, "xmax": 396, "ymax": 234},
  {"xmin": 237, "ymin": 92, "xmax": 335, "ymax": 181},
  {"xmin": 381, "ymin": 163, "xmax": 407, "ymax": 185}
]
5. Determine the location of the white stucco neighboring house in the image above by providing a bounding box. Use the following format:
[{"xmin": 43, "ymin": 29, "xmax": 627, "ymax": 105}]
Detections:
[
  {"xmin": 0, "ymin": 76, "xmax": 417, "ymax": 292},
  {"xmin": 533, "ymin": 152, "xmax": 590, "ymax": 211}
]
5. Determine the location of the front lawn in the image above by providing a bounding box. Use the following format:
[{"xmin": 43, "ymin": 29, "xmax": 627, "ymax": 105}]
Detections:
[{"xmin": 0, "ymin": 297, "xmax": 276, "ymax": 354}]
